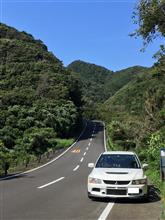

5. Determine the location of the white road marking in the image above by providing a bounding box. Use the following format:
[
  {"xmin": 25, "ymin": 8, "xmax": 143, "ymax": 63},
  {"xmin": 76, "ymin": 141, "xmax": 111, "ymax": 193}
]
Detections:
[
  {"xmin": 1, "ymin": 123, "xmax": 88, "ymax": 180},
  {"xmin": 98, "ymin": 202, "xmax": 114, "ymax": 220},
  {"xmin": 38, "ymin": 177, "xmax": 65, "ymax": 189},
  {"xmin": 73, "ymin": 165, "xmax": 80, "ymax": 171},
  {"xmin": 80, "ymin": 157, "xmax": 84, "ymax": 162},
  {"xmin": 86, "ymin": 147, "xmax": 89, "ymax": 150},
  {"xmin": 83, "ymin": 152, "xmax": 86, "ymax": 156},
  {"xmin": 88, "ymin": 142, "xmax": 91, "ymax": 146},
  {"xmin": 90, "ymin": 138, "xmax": 92, "ymax": 141},
  {"xmin": 103, "ymin": 122, "xmax": 107, "ymax": 151}
]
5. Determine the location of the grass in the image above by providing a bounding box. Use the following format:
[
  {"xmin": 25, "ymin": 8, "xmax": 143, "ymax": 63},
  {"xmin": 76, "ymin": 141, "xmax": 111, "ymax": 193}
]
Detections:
[{"xmin": 55, "ymin": 138, "xmax": 74, "ymax": 149}]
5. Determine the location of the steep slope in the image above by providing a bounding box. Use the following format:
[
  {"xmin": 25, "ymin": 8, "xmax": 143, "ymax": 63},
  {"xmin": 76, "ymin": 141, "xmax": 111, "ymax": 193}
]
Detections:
[
  {"xmin": 100, "ymin": 63, "xmax": 165, "ymax": 151},
  {"xmin": 0, "ymin": 23, "xmax": 83, "ymax": 174},
  {"xmin": 68, "ymin": 60, "xmax": 147, "ymax": 118},
  {"xmin": 68, "ymin": 60, "xmax": 113, "ymax": 103},
  {"xmin": 106, "ymin": 66, "xmax": 148, "ymax": 96}
]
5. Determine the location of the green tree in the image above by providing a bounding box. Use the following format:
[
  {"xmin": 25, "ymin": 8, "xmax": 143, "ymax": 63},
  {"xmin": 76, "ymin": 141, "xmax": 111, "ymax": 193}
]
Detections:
[
  {"xmin": 0, "ymin": 141, "xmax": 12, "ymax": 175},
  {"xmin": 14, "ymin": 139, "xmax": 36, "ymax": 168},
  {"xmin": 107, "ymin": 121, "xmax": 136, "ymax": 151},
  {"xmin": 132, "ymin": 0, "xmax": 165, "ymax": 47},
  {"xmin": 22, "ymin": 127, "xmax": 56, "ymax": 162},
  {"xmin": 147, "ymin": 131, "xmax": 165, "ymax": 162}
]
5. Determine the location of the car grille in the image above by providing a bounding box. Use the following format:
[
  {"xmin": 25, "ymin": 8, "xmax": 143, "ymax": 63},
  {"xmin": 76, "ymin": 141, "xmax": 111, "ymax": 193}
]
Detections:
[
  {"xmin": 103, "ymin": 180, "xmax": 130, "ymax": 185},
  {"xmin": 106, "ymin": 189, "xmax": 127, "ymax": 195}
]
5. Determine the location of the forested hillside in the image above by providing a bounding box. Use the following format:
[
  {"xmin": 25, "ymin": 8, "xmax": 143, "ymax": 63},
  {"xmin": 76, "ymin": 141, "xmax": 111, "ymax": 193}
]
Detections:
[
  {"xmin": 68, "ymin": 60, "xmax": 147, "ymax": 118},
  {"xmin": 0, "ymin": 23, "xmax": 83, "ymax": 175},
  {"xmin": 68, "ymin": 60, "xmax": 112, "ymax": 103},
  {"xmin": 100, "ymin": 64, "xmax": 165, "ymax": 150}
]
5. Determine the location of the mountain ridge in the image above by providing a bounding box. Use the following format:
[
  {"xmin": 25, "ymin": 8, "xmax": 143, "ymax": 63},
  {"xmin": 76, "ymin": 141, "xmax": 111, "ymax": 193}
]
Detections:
[{"xmin": 68, "ymin": 59, "xmax": 148, "ymax": 118}]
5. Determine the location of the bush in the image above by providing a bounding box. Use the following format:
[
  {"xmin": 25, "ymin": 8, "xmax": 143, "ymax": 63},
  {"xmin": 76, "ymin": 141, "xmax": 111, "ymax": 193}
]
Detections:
[{"xmin": 55, "ymin": 138, "xmax": 74, "ymax": 149}]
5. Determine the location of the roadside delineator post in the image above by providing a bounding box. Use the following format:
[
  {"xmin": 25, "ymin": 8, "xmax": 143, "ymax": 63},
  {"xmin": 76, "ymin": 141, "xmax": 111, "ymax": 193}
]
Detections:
[{"xmin": 160, "ymin": 148, "xmax": 165, "ymax": 181}]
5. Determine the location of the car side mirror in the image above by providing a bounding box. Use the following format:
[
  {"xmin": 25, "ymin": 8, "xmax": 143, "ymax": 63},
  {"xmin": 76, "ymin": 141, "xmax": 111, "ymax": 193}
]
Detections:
[
  {"xmin": 142, "ymin": 163, "xmax": 148, "ymax": 170},
  {"xmin": 88, "ymin": 163, "xmax": 94, "ymax": 168}
]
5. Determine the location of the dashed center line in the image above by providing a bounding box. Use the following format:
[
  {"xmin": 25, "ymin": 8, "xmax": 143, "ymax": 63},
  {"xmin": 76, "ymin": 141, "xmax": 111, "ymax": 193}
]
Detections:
[
  {"xmin": 80, "ymin": 157, "xmax": 84, "ymax": 162},
  {"xmin": 86, "ymin": 147, "xmax": 89, "ymax": 150},
  {"xmin": 73, "ymin": 165, "xmax": 80, "ymax": 171},
  {"xmin": 38, "ymin": 177, "xmax": 65, "ymax": 189},
  {"xmin": 90, "ymin": 138, "xmax": 92, "ymax": 141},
  {"xmin": 83, "ymin": 152, "xmax": 86, "ymax": 156},
  {"xmin": 88, "ymin": 142, "xmax": 91, "ymax": 146}
]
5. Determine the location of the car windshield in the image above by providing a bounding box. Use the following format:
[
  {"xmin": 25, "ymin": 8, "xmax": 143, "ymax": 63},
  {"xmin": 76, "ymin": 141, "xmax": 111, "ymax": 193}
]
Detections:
[{"xmin": 95, "ymin": 154, "xmax": 141, "ymax": 169}]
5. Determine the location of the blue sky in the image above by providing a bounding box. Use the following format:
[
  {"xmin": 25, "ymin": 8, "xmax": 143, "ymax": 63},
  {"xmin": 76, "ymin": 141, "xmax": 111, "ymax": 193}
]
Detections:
[{"xmin": 1, "ymin": 0, "xmax": 164, "ymax": 71}]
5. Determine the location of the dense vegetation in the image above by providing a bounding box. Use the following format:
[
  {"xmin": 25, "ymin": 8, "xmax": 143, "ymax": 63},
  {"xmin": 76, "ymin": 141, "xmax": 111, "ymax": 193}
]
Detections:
[
  {"xmin": 100, "ymin": 61, "xmax": 165, "ymax": 152},
  {"xmin": 132, "ymin": 1, "xmax": 165, "ymax": 216},
  {"xmin": 0, "ymin": 23, "xmax": 83, "ymax": 175},
  {"xmin": 68, "ymin": 60, "xmax": 112, "ymax": 103},
  {"xmin": 68, "ymin": 60, "xmax": 147, "ymax": 118},
  {"xmin": 131, "ymin": 0, "xmax": 165, "ymax": 48}
]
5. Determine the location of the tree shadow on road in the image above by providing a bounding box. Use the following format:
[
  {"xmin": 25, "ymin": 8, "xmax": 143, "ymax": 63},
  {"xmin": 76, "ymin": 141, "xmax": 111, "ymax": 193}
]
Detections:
[{"xmin": 0, "ymin": 173, "xmax": 33, "ymax": 181}]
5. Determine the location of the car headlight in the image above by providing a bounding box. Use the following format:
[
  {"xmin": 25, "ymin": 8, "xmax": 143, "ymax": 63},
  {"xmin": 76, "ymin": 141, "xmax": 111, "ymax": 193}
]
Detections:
[
  {"xmin": 88, "ymin": 177, "xmax": 102, "ymax": 184},
  {"xmin": 132, "ymin": 178, "xmax": 147, "ymax": 185}
]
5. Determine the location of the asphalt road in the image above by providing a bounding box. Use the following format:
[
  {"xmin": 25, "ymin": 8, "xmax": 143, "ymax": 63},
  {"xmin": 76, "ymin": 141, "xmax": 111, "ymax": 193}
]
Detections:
[{"xmin": 0, "ymin": 121, "xmax": 161, "ymax": 220}]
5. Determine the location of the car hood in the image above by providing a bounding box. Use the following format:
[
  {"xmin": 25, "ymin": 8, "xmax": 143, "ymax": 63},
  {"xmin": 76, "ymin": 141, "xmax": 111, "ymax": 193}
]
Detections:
[{"xmin": 89, "ymin": 168, "xmax": 144, "ymax": 180}]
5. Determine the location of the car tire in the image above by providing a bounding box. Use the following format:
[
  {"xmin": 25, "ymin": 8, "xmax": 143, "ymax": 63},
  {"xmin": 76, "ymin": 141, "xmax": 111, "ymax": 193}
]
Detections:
[
  {"xmin": 142, "ymin": 194, "xmax": 149, "ymax": 202},
  {"xmin": 88, "ymin": 192, "xmax": 97, "ymax": 200},
  {"xmin": 142, "ymin": 186, "xmax": 149, "ymax": 202},
  {"xmin": 88, "ymin": 192, "xmax": 93, "ymax": 199}
]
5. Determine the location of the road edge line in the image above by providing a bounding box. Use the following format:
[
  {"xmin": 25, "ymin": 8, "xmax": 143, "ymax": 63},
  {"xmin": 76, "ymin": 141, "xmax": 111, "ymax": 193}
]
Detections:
[
  {"xmin": 1, "ymin": 122, "xmax": 87, "ymax": 180},
  {"xmin": 103, "ymin": 122, "xmax": 107, "ymax": 152},
  {"xmin": 98, "ymin": 202, "xmax": 114, "ymax": 220}
]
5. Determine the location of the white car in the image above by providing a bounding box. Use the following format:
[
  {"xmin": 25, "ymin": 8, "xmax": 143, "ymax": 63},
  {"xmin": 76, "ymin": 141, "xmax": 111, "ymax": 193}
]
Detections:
[{"xmin": 88, "ymin": 151, "xmax": 148, "ymax": 199}]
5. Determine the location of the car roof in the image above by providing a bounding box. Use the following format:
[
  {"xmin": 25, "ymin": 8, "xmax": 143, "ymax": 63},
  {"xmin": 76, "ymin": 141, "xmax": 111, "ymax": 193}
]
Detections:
[{"xmin": 102, "ymin": 151, "xmax": 136, "ymax": 155}]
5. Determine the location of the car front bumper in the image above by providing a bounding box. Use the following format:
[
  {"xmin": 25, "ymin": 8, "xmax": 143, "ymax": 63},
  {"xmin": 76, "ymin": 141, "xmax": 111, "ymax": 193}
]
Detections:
[{"xmin": 88, "ymin": 182, "xmax": 148, "ymax": 198}]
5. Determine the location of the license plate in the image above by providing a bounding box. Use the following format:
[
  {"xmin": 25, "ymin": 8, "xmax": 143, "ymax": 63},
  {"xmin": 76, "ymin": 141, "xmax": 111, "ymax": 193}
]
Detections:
[{"xmin": 128, "ymin": 188, "xmax": 139, "ymax": 194}]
